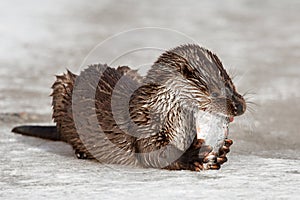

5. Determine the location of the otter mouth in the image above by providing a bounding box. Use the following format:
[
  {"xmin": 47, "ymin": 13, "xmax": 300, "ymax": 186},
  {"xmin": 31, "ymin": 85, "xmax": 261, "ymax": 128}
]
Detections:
[{"xmin": 226, "ymin": 116, "xmax": 234, "ymax": 123}]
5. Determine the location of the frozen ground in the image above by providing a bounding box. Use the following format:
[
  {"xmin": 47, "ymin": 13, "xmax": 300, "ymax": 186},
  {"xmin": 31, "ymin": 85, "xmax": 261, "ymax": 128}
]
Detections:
[{"xmin": 0, "ymin": 0, "xmax": 300, "ymax": 199}]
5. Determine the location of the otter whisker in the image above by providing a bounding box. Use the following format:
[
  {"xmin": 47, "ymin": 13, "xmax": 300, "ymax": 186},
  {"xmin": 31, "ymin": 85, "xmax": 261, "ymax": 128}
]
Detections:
[
  {"xmin": 245, "ymin": 101, "xmax": 259, "ymax": 107},
  {"xmin": 228, "ymin": 67, "xmax": 238, "ymax": 81},
  {"xmin": 242, "ymin": 88, "xmax": 257, "ymax": 97},
  {"xmin": 246, "ymin": 106, "xmax": 256, "ymax": 114},
  {"xmin": 234, "ymin": 113, "xmax": 256, "ymax": 135}
]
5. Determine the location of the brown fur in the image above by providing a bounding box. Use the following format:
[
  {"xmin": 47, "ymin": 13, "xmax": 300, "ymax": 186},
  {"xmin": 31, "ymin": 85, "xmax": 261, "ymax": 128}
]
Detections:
[{"xmin": 13, "ymin": 44, "xmax": 246, "ymax": 170}]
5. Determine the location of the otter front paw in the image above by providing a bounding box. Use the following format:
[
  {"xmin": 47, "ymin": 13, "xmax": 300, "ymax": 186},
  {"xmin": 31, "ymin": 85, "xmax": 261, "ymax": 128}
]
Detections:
[
  {"xmin": 216, "ymin": 139, "xmax": 233, "ymax": 165},
  {"xmin": 171, "ymin": 140, "xmax": 213, "ymax": 171},
  {"xmin": 202, "ymin": 138, "xmax": 233, "ymax": 169},
  {"xmin": 183, "ymin": 142, "xmax": 213, "ymax": 163},
  {"xmin": 164, "ymin": 140, "xmax": 213, "ymax": 171}
]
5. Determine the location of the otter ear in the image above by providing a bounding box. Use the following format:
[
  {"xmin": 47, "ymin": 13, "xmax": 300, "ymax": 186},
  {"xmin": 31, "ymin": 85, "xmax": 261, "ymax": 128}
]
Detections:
[
  {"xmin": 129, "ymin": 83, "xmax": 161, "ymax": 126},
  {"xmin": 179, "ymin": 64, "xmax": 208, "ymax": 91},
  {"xmin": 180, "ymin": 64, "xmax": 195, "ymax": 80}
]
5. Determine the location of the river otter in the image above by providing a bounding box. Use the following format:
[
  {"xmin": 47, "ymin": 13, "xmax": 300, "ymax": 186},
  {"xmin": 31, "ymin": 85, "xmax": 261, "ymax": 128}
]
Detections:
[{"xmin": 12, "ymin": 44, "xmax": 246, "ymax": 171}]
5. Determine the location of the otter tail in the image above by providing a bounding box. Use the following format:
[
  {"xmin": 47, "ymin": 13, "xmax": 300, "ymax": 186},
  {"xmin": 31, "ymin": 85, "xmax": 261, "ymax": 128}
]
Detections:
[{"xmin": 12, "ymin": 125, "xmax": 61, "ymax": 141}]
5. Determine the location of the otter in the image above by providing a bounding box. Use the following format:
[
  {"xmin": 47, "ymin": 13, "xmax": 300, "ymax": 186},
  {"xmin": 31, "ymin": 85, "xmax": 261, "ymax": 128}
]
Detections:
[{"xmin": 12, "ymin": 44, "xmax": 246, "ymax": 171}]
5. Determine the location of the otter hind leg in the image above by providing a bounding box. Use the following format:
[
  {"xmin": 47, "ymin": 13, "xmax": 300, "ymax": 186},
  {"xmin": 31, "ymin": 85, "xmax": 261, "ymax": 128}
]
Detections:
[{"xmin": 12, "ymin": 125, "xmax": 61, "ymax": 141}]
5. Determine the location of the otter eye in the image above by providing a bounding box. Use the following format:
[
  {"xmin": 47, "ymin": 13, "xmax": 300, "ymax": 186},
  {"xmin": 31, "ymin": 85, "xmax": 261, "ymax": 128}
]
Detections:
[{"xmin": 211, "ymin": 92, "xmax": 220, "ymax": 98}]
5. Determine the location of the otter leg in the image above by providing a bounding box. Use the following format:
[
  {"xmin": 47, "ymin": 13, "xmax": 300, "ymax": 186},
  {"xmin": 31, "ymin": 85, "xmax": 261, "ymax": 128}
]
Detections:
[
  {"xmin": 174, "ymin": 138, "xmax": 233, "ymax": 171},
  {"xmin": 163, "ymin": 161, "xmax": 203, "ymax": 171},
  {"xmin": 180, "ymin": 139, "xmax": 215, "ymax": 170},
  {"xmin": 165, "ymin": 140, "xmax": 213, "ymax": 171}
]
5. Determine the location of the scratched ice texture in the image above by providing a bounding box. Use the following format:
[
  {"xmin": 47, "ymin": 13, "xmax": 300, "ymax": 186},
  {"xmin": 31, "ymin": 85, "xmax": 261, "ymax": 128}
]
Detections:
[{"xmin": 0, "ymin": 0, "xmax": 299, "ymax": 199}]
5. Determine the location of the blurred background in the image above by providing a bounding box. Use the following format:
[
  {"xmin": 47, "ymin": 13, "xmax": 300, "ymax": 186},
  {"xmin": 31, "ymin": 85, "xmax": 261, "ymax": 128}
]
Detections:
[{"xmin": 0, "ymin": 0, "xmax": 299, "ymax": 199}]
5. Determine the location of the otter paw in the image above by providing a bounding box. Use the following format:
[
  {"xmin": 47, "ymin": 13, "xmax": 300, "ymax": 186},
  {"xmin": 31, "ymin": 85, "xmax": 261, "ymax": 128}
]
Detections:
[
  {"xmin": 212, "ymin": 139, "xmax": 233, "ymax": 166},
  {"xmin": 191, "ymin": 139, "xmax": 213, "ymax": 158},
  {"xmin": 224, "ymin": 139, "xmax": 233, "ymax": 147},
  {"xmin": 203, "ymin": 163, "xmax": 221, "ymax": 170},
  {"xmin": 192, "ymin": 161, "xmax": 204, "ymax": 171},
  {"xmin": 202, "ymin": 153, "xmax": 224, "ymax": 170},
  {"xmin": 190, "ymin": 161, "xmax": 220, "ymax": 171},
  {"xmin": 164, "ymin": 161, "xmax": 203, "ymax": 171},
  {"xmin": 186, "ymin": 144, "xmax": 213, "ymax": 163},
  {"xmin": 216, "ymin": 156, "xmax": 228, "ymax": 165},
  {"xmin": 218, "ymin": 139, "xmax": 233, "ymax": 158}
]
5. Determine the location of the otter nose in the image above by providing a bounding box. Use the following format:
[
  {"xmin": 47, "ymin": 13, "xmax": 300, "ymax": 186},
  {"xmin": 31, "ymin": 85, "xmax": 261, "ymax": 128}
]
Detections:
[{"xmin": 236, "ymin": 102, "xmax": 246, "ymax": 116}]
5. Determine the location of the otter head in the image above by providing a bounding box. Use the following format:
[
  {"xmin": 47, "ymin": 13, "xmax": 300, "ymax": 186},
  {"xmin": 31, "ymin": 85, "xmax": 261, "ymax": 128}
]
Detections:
[{"xmin": 144, "ymin": 44, "xmax": 246, "ymax": 123}]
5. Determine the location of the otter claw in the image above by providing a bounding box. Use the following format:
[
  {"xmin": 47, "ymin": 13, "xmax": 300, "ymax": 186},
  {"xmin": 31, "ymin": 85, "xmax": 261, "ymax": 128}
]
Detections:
[
  {"xmin": 203, "ymin": 154, "xmax": 217, "ymax": 163},
  {"xmin": 221, "ymin": 146, "xmax": 230, "ymax": 154},
  {"xmin": 216, "ymin": 156, "xmax": 227, "ymax": 164},
  {"xmin": 224, "ymin": 139, "xmax": 233, "ymax": 147},
  {"xmin": 193, "ymin": 161, "xmax": 203, "ymax": 171},
  {"xmin": 208, "ymin": 163, "xmax": 221, "ymax": 170},
  {"xmin": 202, "ymin": 163, "xmax": 221, "ymax": 170}
]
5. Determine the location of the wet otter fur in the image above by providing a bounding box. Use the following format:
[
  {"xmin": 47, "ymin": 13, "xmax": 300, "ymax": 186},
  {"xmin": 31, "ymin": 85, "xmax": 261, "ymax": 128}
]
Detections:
[{"xmin": 12, "ymin": 44, "xmax": 246, "ymax": 171}]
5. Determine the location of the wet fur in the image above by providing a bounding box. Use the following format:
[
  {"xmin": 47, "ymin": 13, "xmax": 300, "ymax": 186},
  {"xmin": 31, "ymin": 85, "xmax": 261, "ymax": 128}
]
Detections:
[{"xmin": 12, "ymin": 44, "xmax": 246, "ymax": 170}]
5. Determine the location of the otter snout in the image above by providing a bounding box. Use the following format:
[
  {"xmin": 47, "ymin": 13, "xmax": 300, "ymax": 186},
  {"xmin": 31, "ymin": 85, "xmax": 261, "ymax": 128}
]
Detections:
[{"xmin": 233, "ymin": 95, "xmax": 246, "ymax": 116}]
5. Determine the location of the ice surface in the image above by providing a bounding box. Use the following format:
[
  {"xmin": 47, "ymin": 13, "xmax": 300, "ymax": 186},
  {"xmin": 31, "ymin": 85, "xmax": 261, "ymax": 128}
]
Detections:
[
  {"xmin": 1, "ymin": 0, "xmax": 300, "ymax": 199},
  {"xmin": 1, "ymin": 126, "xmax": 299, "ymax": 199}
]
